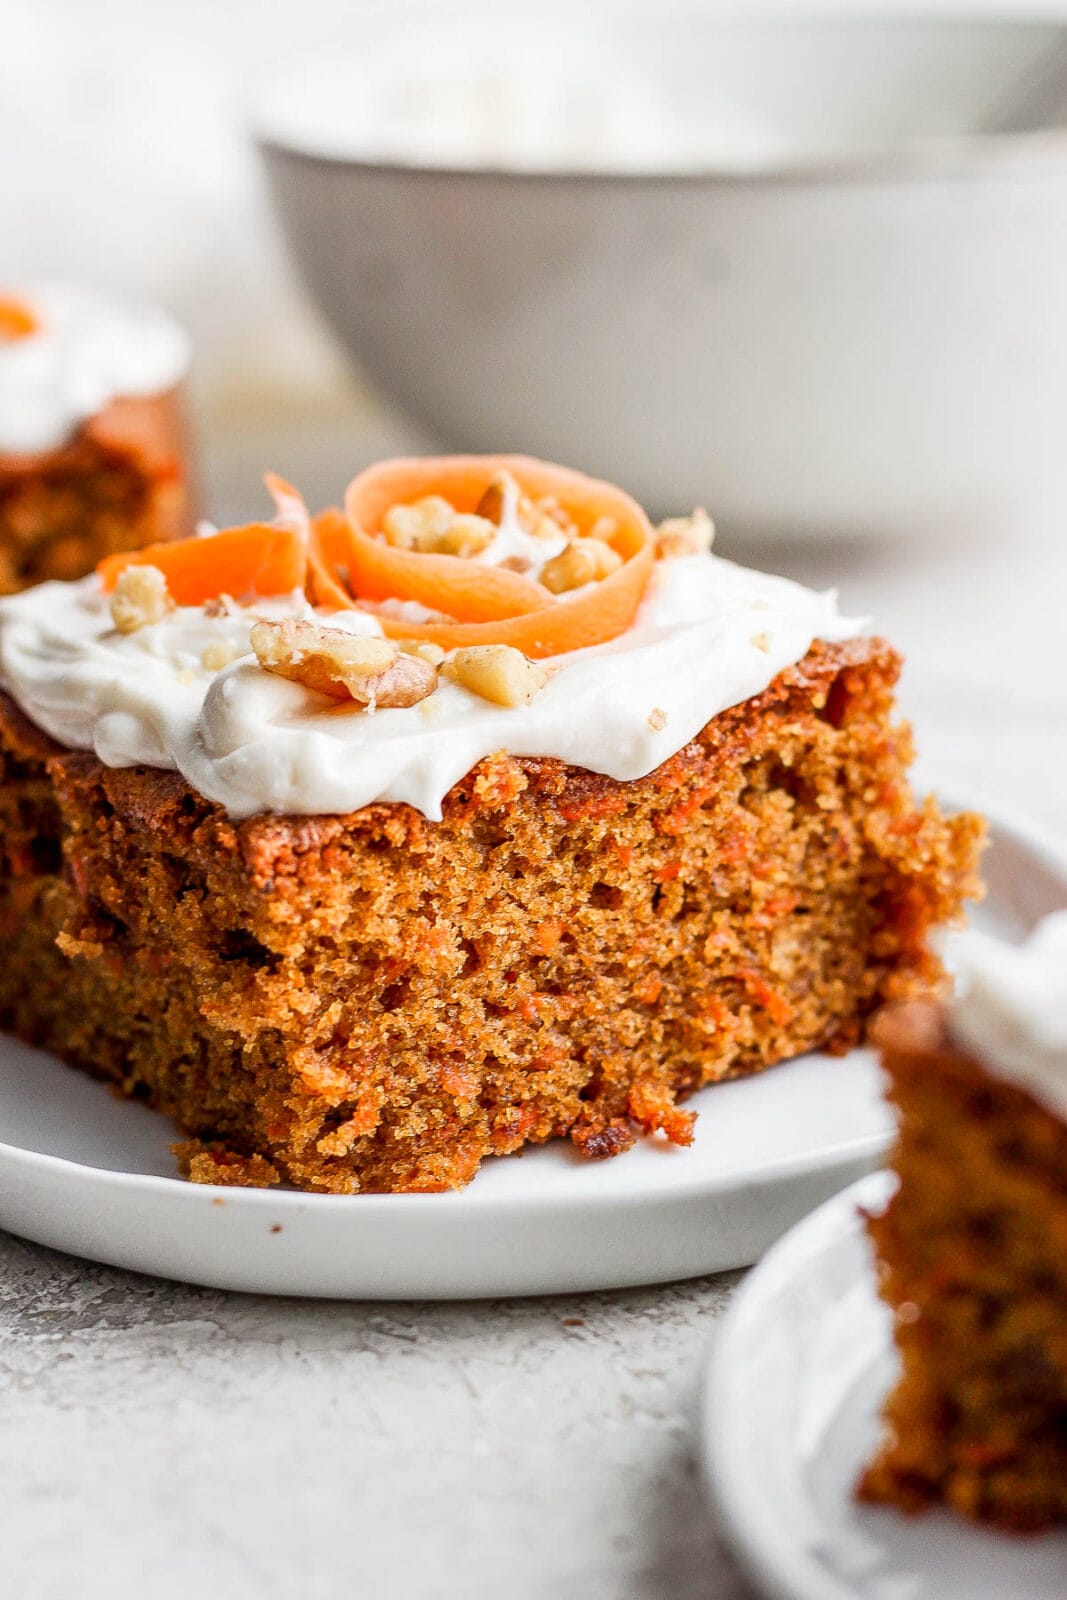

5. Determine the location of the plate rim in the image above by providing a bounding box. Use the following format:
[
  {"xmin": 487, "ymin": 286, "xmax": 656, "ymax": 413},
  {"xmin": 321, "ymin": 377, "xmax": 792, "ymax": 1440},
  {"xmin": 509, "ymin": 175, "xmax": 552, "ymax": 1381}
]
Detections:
[
  {"xmin": 700, "ymin": 1169, "xmax": 894, "ymax": 1600},
  {"xmin": 0, "ymin": 1116, "xmax": 889, "ymax": 1213},
  {"xmin": 0, "ymin": 786, "xmax": 1063, "ymax": 1217}
]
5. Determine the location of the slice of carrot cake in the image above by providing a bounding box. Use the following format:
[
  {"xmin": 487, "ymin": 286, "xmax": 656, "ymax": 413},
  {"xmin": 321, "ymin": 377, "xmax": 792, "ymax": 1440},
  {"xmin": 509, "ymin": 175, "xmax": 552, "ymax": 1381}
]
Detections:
[
  {"xmin": 861, "ymin": 913, "xmax": 1067, "ymax": 1531},
  {"xmin": 0, "ymin": 454, "xmax": 983, "ymax": 1193},
  {"xmin": 0, "ymin": 283, "xmax": 193, "ymax": 593}
]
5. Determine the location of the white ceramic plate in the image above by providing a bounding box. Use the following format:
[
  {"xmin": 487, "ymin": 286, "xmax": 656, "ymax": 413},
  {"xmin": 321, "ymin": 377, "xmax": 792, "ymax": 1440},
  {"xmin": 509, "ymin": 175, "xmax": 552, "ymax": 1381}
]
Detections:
[
  {"xmin": 702, "ymin": 1170, "xmax": 1067, "ymax": 1600},
  {"xmin": 0, "ymin": 794, "xmax": 1063, "ymax": 1299}
]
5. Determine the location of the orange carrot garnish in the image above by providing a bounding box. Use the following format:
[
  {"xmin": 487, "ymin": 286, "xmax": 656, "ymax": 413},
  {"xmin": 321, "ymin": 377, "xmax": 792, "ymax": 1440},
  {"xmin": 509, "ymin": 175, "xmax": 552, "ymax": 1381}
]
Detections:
[
  {"xmin": 0, "ymin": 295, "xmax": 39, "ymax": 341},
  {"xmin": 99, "ymin": 475, "xmax": 308, "ymax": 604},
  {"xmin": 259, "ymin": 475, "xmax": 353, "ymax": 612},
  {"xmin": 98, "ymin": 523, "xmax": 306, "ymax": 605},
  {"xmin": 342, "ymin": 455, "xmax": 655, "ymax": 658},
  {"xmin": 97, "ymin": 455, "xmax": 656, "ymax": 655},
  {"xmin": 344, "ymin": 458, "xmax": 549, "ymax": 622},
  {"xmin": 309, "ymin": 507, "xmax": 362, "ymax": 612}
]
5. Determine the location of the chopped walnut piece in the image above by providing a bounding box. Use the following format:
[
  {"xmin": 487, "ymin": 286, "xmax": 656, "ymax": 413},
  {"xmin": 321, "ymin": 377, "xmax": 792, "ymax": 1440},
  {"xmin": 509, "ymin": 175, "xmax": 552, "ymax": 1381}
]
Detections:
[
  {"xmin": 648, "ymin": 707, "xmax": 668, "ymax": 731},
  {"xmin": 750, "ymin": 631, "xmax": 771, "ymax": 653},
  {"xmin": 110, "ymin": 565, "xmax": 175, "ymax": 634},
  {"xmin": 594, "ymin": 539, "xmax": 623, "ymax": 582},
  {"xmin": 202, "ymin": 640, "xmax": 242, "ymax": 673},
  {"xmin": 382, "ymin": 496, "xmax": 455, "ymax": 550},
  {"xmin": 476, "ymin": 472, "xmax": 573, "ymax": 541},
  {"xmin": 441, "ymin": 644, "xmax": 550, "ymax": 707},
  {"xmin": 203, "ymin": 594, "xmax": 238, "ymax": 619},
  {"xmin": 382, "ymin": 495, "xmax": 495, "ymax": 557},
  {"xmin": 474, "ymin": 472, "xmax": 578, "ymax": 542},
  {"xmin": 527, "ymin": 494, "xmax": 576, "ymax": 538},
  {"xmin": 539, "ymin": 537, "xmax": 623, "ymax": 595},
  {"xmin": 475, "ymin": 470, "xmax": 521, "ymax": 527},
  {"xmin": 433, "ymin": 513, "xmax": 495, "ymax": 557},
  {"xmin": 655, "ymin": 507, "xmax": 715, "ymax": 559},
  {"xmin": 396, "ymin": 638, "xmax": 446, "ymax": 667},
  {"xmin": 384, "ymin": 476, "xmax": 578, "ymax": 556},
  {"xmin": 250, "ymin": 619, "xmax": 437, "ymax": 709}
]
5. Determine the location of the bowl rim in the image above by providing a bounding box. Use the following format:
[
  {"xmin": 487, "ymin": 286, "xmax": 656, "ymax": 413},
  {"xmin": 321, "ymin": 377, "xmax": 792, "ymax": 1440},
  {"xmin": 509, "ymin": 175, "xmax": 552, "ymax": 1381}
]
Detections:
[
  {"xmin": 256, "ymin": 124, "xmax": 1067, "ymax": 187},
  {"xmin": 252, "ymin": 10, "xmax": 1067, "ymax": 188}
]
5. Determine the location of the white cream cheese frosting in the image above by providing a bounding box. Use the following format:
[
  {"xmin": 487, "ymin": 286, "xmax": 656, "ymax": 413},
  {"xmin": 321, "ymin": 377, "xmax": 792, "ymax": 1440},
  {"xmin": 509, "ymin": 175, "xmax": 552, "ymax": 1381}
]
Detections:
[
  {"xmin": 0, "ymin": 283, "xmax": 191, "ymax": 456},
  {"xmin": 949, "ymin": 912, "xmax": 1067, "ymax": 1119},
  {"xmin": 0, "ymin": 551, "xmax": 863, "ymax": 822}
]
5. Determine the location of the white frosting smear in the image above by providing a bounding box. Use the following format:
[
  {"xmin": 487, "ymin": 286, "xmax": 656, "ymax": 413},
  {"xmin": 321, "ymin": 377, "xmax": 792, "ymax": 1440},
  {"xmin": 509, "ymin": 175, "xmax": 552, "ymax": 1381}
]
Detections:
[
  {"xmin": 0, "ymin": 283, "xmax": 191, "ymax": 455},
  {"xmin": 950, "ymin": 912, "xmax": 1067, "ymax": 1119},
  {"xmin": 0, "ymin": 553, "xmax": 862, "ymax": 822}
]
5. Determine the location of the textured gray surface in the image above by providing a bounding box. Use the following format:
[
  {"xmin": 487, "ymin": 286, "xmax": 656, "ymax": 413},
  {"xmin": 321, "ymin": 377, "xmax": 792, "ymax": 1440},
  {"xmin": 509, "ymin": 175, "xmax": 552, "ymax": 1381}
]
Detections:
[
  {"xmin": 0, "ymin": 1231, "xmax": 747, "ymax": 1600},
  {"xmin": 2, "ymin": 422, "xmax": 1064, "ymax": 1600}
]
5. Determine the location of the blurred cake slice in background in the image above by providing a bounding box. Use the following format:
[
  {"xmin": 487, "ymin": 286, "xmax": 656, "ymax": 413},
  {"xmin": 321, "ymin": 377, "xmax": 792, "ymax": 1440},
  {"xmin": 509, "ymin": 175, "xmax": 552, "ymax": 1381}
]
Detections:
[
  {"xmin": 0, "ymin": 283, "xmax": 193, "ymax": 593},
  {"xmin": 862, "ymin": 912, "xmax": 1067, "ymax": 1531}
]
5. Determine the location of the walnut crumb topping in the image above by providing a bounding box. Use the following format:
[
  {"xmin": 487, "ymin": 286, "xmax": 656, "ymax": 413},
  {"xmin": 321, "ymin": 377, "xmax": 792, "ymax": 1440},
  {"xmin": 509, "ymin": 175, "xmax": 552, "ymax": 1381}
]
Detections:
[
  {"xmin": 201, "ymin": 641, "xmax": 242, "ymax": 673},
  {"xmin": 476, "ymin": 471, "xmax": 576, "ymax": 542},
  {"xmin": 648, "ymin": 707, "xmax": 668, "ymax": 731},
  {"xmin": 750, "ymin": 632, "xmax": 771, "ymax": 653},
  {"xmin": 526, "ymin": 493, "xmax": 576, "ymax": 538},
  {"xmin": 250, "ymin": 619, "xmax": 438, "ymax": 709},
  {"xmin": 441, "ymin": 644, "xmax": 549, "ymax": 707},
  {"xmin": 395, "ymin": 638, "xmax": 447, "ymax": 667},
  {"xmin": 474, "ymin": 473, "xmax": 515, "ymax": 527},
  {"xmin": 539, "ymin": 537, "xmax": 623, "ymax": 595},
  {"xmin": 381, "ymin": 472, "xmax": 579, "ymax": 559},
  {"xmin": 110, "ymin": 565, "xmax": 174, "ymax": 634},
  {"xmin": 383, "ymin": 497, "xmax": 495, "ymax": 557},
  {"xmin": 655, "ymin": 507, "xmax": 715, "ymax": 560},
  {"xmin": 382, "ymin": 496, "xmax": 452, "ymax": 548}
]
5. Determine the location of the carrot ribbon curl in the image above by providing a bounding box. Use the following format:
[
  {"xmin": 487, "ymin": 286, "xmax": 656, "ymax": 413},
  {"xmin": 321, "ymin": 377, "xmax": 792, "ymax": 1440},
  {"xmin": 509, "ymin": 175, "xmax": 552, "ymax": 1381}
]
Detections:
[
  {"xmin": 341, "ymin": 455, "xmax": 655, "ymax": 658},
  {"xmin": 99, "ymin": 455, "xmax": 655, "ymax": 658}
]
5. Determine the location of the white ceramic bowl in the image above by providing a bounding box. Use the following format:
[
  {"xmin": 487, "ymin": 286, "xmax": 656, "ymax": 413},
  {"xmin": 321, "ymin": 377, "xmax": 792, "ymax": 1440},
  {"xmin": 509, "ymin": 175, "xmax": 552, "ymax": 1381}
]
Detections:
[{"xmin": 256, "ymin": 14, "xmax": 1067, "ymax": 537}]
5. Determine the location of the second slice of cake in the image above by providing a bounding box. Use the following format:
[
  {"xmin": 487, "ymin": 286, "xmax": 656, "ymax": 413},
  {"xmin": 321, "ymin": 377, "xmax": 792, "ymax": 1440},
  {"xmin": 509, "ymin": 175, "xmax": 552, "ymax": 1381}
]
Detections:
[
  {"xmin": 0, "ymin": 283, "xmax": 193, "ymax": 593},
  {"xmin": 861, "ymin": 913, "xmax": 1067, "ymax": 1532}
]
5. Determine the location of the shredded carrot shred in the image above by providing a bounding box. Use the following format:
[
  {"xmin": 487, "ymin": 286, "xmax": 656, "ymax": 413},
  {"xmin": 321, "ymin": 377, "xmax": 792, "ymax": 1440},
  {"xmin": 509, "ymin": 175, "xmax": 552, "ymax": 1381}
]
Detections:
[
  {"xmin": 262, "ymin": 473, "xmax": 352, "ymax": 612},
  {"xmin": 309, "ymin": 507, "xmax": 363, "ymax": 612},
  {"xmin": 98, "ymin": 475, "xmax": 308, "ymax": 603}
]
